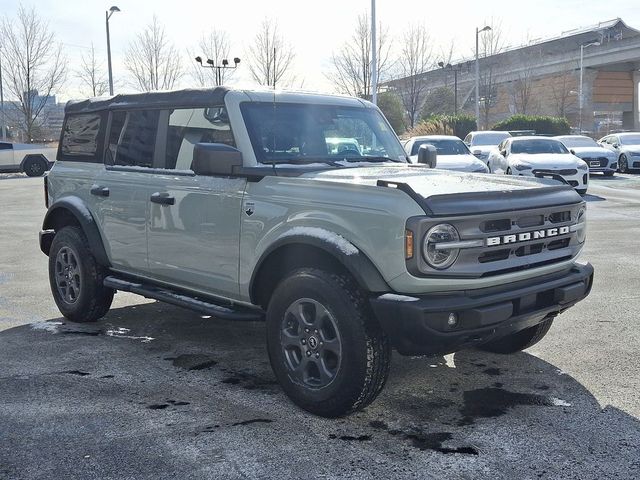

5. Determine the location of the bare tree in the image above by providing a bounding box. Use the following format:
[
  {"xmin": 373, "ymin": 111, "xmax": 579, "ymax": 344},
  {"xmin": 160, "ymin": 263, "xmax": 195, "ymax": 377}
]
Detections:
[
  {"xmin": 247, "ymin": 19, "xmax": 295, "ymax": 87},
  {"xmin": 191, "ymin": 30, "xmax": 235, "ymax": 87},
  {"xmin": 76, "ymin": 43, "xmax": 109, "ymax": 97},
  {"xmin": 478, "ymin": 19, "xmax": 505, "ymax": 128},
  {"xmin": 511, "ymin": 65, "xmax": 537, "ymax": 115},
  {"xmin": 329, "ymin": 13, "xmax": 393, "ymax": 98},
  {"xmin": 550, "ymin": 68, "xmax": 577, "ymax": 118},
  {"xmin": 395, "ymin": 25, "xmax": 433, "ymax": 128},
  {"xmin": 124, "ymin": 16, "xmax": 183, "ymax": 92},
  {"xmin": 0, "ymin": 5, "xmax": 66, "ymax": 142}
]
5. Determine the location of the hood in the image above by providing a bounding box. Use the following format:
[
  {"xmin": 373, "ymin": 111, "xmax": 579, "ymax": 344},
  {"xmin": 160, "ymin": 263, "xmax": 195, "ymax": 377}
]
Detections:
[
  {"xmin": 469, "ymin": 145, "xmax": 497, "ymax": 155},
  {"xmin": 302, "ymin": 165, "xmax": 581, "ymax": 215},
  {"xmin": 410, "ymin": 154, "xmax": 488, "ymax": 172},
  {"xmin": 570, "ymin": 147, "xmax": 615, "ymax": 158},
  {"xmin": 509, "ymin": 153, "xmax": 585, "ymax": 169},
  {"xmin": 621, "ymin": 144, "xmax": 640, "ymax": 153}
]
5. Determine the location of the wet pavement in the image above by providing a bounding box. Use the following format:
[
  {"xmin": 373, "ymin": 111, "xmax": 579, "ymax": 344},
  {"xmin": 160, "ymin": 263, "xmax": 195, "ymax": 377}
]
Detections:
[{"xmin": 1, "ymin": 174, "xmax": 639, "ymax": 479}]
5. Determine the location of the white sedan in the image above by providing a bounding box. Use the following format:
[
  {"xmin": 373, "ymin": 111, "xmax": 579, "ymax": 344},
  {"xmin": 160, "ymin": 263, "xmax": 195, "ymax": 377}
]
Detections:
[
  {"xmin": 404, "ymin": 135, "xmax": 489, "ymax": 173},
  {"xmin": 487, "ymin": 136, "xmax": 589, "ymax": 194},
  {"xmin": 463, "ymin": 130, "xmax": 511, "ymax": 171}
]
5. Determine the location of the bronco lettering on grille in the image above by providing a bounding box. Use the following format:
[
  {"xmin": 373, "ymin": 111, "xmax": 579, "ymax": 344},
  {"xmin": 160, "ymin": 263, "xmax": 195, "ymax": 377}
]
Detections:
[{"xmin": 486, "ymin": 226, "xmax": 571, "ymax": 246}]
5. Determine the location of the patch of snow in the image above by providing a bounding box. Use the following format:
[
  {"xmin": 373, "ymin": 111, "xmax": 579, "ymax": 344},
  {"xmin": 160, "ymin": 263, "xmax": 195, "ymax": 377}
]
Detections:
[
  {"xmin": 378, "ymin": 293, "xmax": 420, "ymax": 302},
  {"xmin": 443, "ymin": 353, "xmax": 456, "ymax": 369},
  {"xmin": 30, "ymin": 321, "xmax": 63, "ymax": 333},
  {"xmin": 551, "ymin": 397, "xmax": 572, "ymax": 407},
  {"xmin": 279, "ymin": 226, "xmax": 358, "ymax": 256},
  {"xmin": 105, "ymin": 327, "xmax": 154, "ymax": 343}
]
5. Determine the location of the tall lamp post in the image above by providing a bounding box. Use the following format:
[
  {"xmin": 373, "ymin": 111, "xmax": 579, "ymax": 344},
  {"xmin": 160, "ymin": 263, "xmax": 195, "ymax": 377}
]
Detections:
[
  {"xmin": 106, "ymin": 5, "xmax": 120, "ymax": 96},
  {"xmin": 195, "ymin": 57, "xmax": 241, "ymax": 86},
  {"xmin": 0, "ymin": 47, "xmax": 6, "ymax": 141},
  {"xmin": 475, "ymin": 25, "xmax": 492, "ymax": 128},
  {"xmin": 438, "ymin": 61, "xmax": 461, "ymax": 115},
  {"xmin": 579, "ymin": 40, "xmax": 600, "ymax": 132}
]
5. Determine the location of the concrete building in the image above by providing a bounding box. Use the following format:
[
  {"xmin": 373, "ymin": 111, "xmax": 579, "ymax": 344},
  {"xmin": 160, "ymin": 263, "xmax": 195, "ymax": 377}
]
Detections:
[{"xmin": 388, "ymin": 19, "xmax": 640, "ymax": 135}]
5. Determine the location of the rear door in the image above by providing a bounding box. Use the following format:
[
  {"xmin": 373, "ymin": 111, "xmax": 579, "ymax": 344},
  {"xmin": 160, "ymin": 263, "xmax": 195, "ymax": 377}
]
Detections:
[
  {"xmin": 146, "ymin": 106, "xmax": 246, "ymax": 299},
  {"xmin": 93, "ymin": 109, "xmax": 161, "ymax": 275}
]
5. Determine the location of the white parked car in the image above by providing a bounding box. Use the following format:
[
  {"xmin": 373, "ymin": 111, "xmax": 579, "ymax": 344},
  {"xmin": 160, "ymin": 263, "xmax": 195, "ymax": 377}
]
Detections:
[
  {"xmin": 555, "ymin": 135, "xmax": 616, "ymax": 176},
  {"xmin": 0, "ymin": 141, "xmax": 57, "ymax": 176},
  {"xmin": 598, "ymin": 132, "xmax": 640, "ymax": 173},
  {"xmin": 488, "ymin": 136, "xmax": 589, "ymax": 194},
  {"xmin": 463, "ymin": 131, "xmax": 512, "ymax": 170},
  {"xmin": 404, "ymin": 135, "xmax": 489, "ymax": 173}
]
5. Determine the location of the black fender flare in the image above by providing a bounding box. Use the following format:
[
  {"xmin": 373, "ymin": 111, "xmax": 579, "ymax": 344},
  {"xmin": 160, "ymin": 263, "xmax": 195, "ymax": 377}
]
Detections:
[
  {"xmin": 249, "ymin": 234, "xmax": 390, "ymax": 304},
  {"xmin": 20, "ymin": 153, "xmax": 49, "ymax": 171},
  {"xmin": 41, "ymin": 196, "xmax": 110, "ymax": 266}
]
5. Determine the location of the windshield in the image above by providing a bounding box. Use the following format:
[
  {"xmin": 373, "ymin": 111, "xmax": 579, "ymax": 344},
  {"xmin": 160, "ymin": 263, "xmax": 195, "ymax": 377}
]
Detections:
[
  {"xmin": 471, "ymin": 132, "xmax": 511, "ymax": 146},
  {"xmin": 620, "ymin": 135, "xmax": 640, "ymax": 145},
  {"xmin": 411, "ymin": 138, "xmax": 470, "ymax": 156},
  {"xmin": 241, "ymin": 102, "xmax": 407, "ymax": 164},
  {"xmin": 511, "ymin": 139, "xmax": 569, "ymax": 154},
  {"xmin": 559, "ymin": 136, "xmax": 598, "ymax": 148}
]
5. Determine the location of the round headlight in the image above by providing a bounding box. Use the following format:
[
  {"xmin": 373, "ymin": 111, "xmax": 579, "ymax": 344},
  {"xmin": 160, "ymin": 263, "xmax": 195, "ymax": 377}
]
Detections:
[
  {"xmin": 423, "ymin": 224, "xmax": 460, "ymax": 269},
  {"xmin": 576, "ymin": 206, "xmax": 587, "ymax": 243}
]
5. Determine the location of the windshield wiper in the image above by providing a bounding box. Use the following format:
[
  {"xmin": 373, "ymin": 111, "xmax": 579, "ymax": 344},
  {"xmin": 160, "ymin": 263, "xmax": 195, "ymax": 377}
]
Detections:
[
  {"xmin": 260, "ymin": 157, "xmax": 342, "ymax": 167},
  {"xmin": 340, "ymin": 156, "xmax": 404, "ymax": 163}
]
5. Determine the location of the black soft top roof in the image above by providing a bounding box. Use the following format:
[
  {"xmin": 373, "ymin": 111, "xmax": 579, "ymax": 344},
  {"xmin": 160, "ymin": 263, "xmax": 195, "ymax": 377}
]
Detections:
[{"xmin": 65, "ymin": 87, "xmax": 230, "ymax": 114}]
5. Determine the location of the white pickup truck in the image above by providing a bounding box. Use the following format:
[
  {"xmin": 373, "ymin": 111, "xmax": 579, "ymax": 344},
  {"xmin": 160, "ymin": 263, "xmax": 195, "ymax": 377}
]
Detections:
[{"xmin": 0, "ymin": 141, "xmax": 57, "ymax": 176}]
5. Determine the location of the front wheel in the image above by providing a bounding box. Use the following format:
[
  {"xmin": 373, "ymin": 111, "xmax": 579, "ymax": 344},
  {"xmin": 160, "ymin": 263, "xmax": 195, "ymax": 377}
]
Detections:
[
  {"xmin": 478, "ymin": 318, "xmax": 554, "ymax": 354},
  {"xmin": 48, "ymin": 226, "xmax": 114, "ymax": 322},
  {"xmin": 618, "ymin": 154, "xmax": 628, "ymax": 173},
  {"xmin": 266, "ymin": 268, "xmax": 391, "ymax": 417}
]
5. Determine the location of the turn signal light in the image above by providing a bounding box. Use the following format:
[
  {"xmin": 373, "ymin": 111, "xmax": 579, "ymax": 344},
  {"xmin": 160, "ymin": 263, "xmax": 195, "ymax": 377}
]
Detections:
[{"xmin": 405, "ymin": 230, "xmax": 414, "ymax": 259}]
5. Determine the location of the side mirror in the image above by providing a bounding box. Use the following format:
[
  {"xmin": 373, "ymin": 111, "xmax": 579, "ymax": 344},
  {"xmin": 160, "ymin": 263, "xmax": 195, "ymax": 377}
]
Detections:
[
  {"xmin": 570, "ymin": 149, "xmax": 576, "ymax": 155},
  {"xmin": 192, "ymin": 143, "xmax": 243, "ymax": 176},
  {"xmin": 417, "ymin": 144, "xmax": 437, "ymax": 168},
  {"xmin": 500, "ymin": 150, "xmax": 507, "ymax": 157},
  {"xmin": 613, "ymin": 143, "xmax": 620, "ymax": 149}
]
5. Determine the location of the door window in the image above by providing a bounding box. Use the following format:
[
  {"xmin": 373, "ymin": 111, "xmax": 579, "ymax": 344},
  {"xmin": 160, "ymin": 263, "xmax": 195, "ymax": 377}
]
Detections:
[
  {"xmin": 106, "ymin": 110, "xmax": 160, "ymax": 168},
  {"xmin": 165, "ymin": 107, "xmax": 234, "ymax": 170},
  {"xmin": 60, "ymin": 113, "xmax": 103, "ymax": 160},
  {"xmin": 0, "ymin": 142, "xmax": 13, "ymax": 150}
]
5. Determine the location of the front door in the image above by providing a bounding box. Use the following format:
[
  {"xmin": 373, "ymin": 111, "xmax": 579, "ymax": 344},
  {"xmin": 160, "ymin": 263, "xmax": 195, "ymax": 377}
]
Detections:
[{"xmin": 145, "ymin": 106, "xmax": 245, "ymax": 299}]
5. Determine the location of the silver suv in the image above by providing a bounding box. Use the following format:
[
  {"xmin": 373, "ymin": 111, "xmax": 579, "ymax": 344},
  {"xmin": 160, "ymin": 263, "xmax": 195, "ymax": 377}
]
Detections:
[{"xmin": 40, "ymin": 88, "xmax": 593, "ymax": 417}]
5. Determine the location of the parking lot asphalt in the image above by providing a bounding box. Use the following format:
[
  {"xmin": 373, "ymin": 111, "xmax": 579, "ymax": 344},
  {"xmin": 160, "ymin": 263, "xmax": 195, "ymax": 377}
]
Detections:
[{"xmin": 0, "ymin": 173, "xmax": 639, "ymax": 480}]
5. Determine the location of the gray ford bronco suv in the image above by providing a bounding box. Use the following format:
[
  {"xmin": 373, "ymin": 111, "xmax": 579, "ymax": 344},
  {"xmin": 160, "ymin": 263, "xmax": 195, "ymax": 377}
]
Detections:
[{"xmin": 40, "ymin": 87, "xmax": 593, "ymax": 417}]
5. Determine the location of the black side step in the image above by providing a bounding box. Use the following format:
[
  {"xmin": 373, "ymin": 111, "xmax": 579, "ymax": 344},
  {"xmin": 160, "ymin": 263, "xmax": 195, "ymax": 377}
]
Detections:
[{"xmin": 104, "ymin": 276, "xmax": 263, "ymax": 321}]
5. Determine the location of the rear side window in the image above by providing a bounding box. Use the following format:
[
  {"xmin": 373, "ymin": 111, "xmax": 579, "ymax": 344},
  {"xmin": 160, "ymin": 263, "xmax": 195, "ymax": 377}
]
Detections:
[
  {"xmin": 165, "ymin": 107, "xmax": 234, "ymax": 170},
  {"xmin": 106, "ymin": 110, "xmax": 160, "ymax": 168},
  {"xmin": 60, "ymin": 113, "xmax": 102, "ymax": 159}
]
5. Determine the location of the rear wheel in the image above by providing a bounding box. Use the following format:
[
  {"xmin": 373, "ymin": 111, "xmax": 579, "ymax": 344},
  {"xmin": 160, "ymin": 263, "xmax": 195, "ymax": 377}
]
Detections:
[
  {"xmin": 48, "ymin": 226, "xmax": 114, "ymax": 322},
  {"xmin": 478, "ymin": 318, "xmax": 554, "ymax": 354},
  {"xmin": 23, "ymin": 156, "xmax": 47, "ymax": 177},
  {"xmin": 618, "ymin": 154, "xmax": 628, "ymax": 173},
  {"xmin": 266, "ymin": 268, "xmax": 391, "ymax": 417}
]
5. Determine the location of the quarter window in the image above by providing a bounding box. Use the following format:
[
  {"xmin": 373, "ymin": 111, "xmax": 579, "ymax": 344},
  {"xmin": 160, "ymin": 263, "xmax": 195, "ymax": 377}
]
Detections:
[
  {"xmin": 60, "ymin": 113, "xmax": 102, "ymax": 158},
  {"xmin": 106, "ymin": 110, "xmax": 160, "ymax": 168},
  {"xmin": 165, "ymin": 107, "xmax": 234, "ymax": 170}
]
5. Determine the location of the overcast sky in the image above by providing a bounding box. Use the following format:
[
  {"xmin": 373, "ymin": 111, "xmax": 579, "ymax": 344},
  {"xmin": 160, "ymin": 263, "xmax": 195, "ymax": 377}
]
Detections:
[{"xmin": 0, "ymin": 0, "xmax": 638, "ymax": 100}]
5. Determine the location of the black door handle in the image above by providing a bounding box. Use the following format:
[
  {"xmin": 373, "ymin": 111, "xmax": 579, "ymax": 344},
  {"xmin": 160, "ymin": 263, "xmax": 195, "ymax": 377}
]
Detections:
[
  {"xmin": 90, "ymin": 185, "xmax": 110, "ymax": 197},
  {"xmin": 150, "ymin": 192, "xmax": 175, "ymax": 205}
]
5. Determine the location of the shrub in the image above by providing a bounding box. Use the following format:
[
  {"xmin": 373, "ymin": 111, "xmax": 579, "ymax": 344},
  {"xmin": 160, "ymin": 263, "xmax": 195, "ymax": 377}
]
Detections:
[
  {"xmin": 492, "ymin": 115, "xmax": 571, "ymax": 135},
  {"xmin": 406, "ymin": 114, "xmax": 477, "ymax": 140}
]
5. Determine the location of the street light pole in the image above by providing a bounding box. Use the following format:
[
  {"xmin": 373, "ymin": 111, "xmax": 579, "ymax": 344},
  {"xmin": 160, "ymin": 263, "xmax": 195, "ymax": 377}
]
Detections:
[
  {"xmin": 195, "ymin": 57, "xmax": 241, "ymax": 86},
  {"xmin": 371, "ymin": 0, "xmax": 377, "ymax": 105},
  {"xmin": 106, "ymin": 6, "xmax": 120, "ymax": 96},
  {"xmin": 579, "ymin": 40, "xmax": 600, "ymax": 132},
  {"xmin": 475, "ymin": 25, "xmax": 491, "ymax": 129},
  {"xmin": 0, "ymin": 49, "xmax": 6, "ymax": 141}
]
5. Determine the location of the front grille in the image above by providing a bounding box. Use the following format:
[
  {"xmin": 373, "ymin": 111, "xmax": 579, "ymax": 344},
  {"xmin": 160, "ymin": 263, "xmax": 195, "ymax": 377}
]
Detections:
[
  {"xmin": 533, "ymin": 168, "xmax": 577, "ymax": 176},
  {"xmin": 633, "ymin": 161, "xmax": 640, "ymax": 168},
  {"xmin": 407, "ymin": 203, "xmax": 584, "ymax": 278}
]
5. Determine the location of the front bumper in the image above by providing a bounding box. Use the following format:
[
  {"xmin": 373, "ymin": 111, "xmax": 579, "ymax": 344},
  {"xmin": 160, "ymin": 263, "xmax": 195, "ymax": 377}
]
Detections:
[
  {"xmin": 370, "ymin": 263, "xmax": 594, "ymax": 356},
  {"xmin": 516, "ymin": 169, "xmax": 588, "ymax": 192}
]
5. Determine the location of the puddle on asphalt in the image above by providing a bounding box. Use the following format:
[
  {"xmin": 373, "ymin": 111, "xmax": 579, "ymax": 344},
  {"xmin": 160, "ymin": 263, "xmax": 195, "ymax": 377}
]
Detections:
[
  {"xmin": 30, "ymin": 321, "xmax": 154, "ymax": 343},
  {"xmin": 367, "ymin": 421, "xmax": 478, "ymax": 455},
  {"xmin": 169, "ymin": 354, "xmax": 217, "ymax": 371}
]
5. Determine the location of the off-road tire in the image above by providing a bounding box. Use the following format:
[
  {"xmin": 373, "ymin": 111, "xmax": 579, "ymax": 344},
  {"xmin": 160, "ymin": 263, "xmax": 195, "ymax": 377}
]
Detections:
[
  {"xmin": 23, "ymin": 156, "xmax": 47, "ymax": 177},
  {"xmin": 478, "ymin": 317, "xmax": 554, "ymax": 354},
  {"xmin": 266, "ymin": 268, "xmax": 391, "ymax": 417},
  {"xmin": 48, "ymin": 226, "xmax": 114, "ymax": 322}
]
